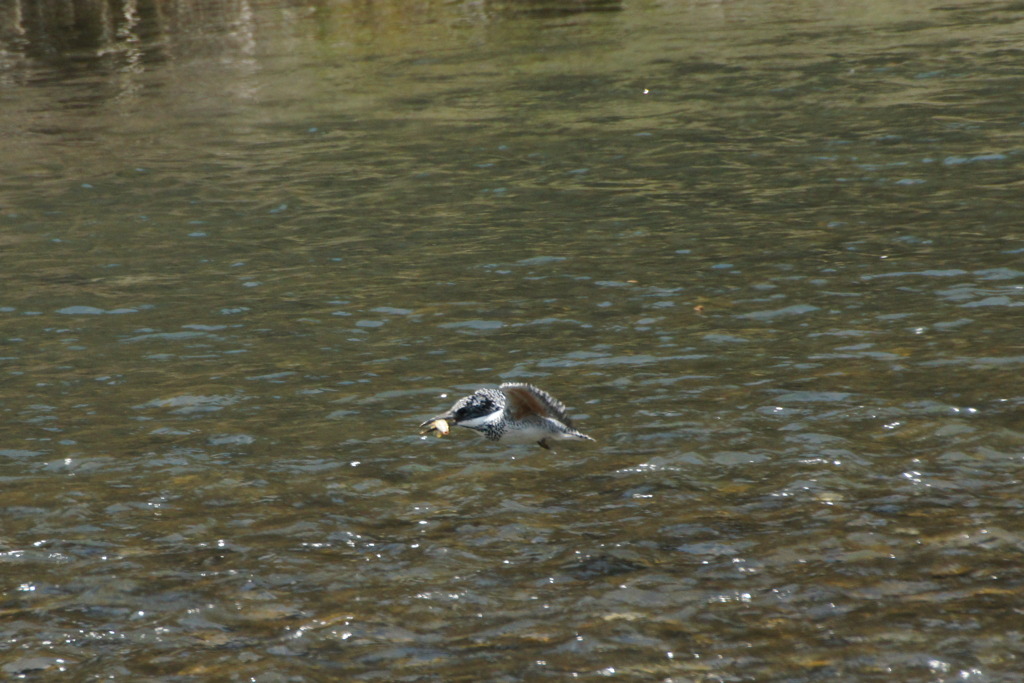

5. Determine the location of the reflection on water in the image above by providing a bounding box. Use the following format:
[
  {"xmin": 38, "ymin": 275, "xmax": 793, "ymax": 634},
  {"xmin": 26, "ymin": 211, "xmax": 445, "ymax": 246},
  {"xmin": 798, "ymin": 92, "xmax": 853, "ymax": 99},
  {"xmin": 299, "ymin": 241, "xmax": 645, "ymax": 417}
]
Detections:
[{"xmin": 2, "ymin": 0, "xmax": 1024, "ymax": 679}]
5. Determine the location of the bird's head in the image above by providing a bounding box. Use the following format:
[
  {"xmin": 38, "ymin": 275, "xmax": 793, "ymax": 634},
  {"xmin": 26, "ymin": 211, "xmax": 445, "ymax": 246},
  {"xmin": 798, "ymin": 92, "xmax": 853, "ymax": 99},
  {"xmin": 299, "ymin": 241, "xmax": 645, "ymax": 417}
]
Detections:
[
  {"xmin": 450, "ymin": 390, "xmax": 502, "ymax": 426},
  {"xmin": 420, "ymin": 388, "xmax": 504, "ymax": 434}
]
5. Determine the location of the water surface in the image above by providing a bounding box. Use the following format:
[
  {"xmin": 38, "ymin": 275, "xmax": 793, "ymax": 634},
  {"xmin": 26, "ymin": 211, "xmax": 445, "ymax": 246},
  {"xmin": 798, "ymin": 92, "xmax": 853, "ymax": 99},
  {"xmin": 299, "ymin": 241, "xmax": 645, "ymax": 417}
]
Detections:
[{"xmin": 2, "ymin": 0, "xmax": 1023, "ymax": 680}]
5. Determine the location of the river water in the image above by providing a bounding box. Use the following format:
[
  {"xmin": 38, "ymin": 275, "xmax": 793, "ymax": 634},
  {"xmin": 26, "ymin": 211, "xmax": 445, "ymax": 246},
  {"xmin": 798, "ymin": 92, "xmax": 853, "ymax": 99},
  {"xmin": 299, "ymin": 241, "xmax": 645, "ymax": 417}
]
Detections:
[{"xmin": 2, "ymin": 0, "xmax": 1023, "ymax": 680}]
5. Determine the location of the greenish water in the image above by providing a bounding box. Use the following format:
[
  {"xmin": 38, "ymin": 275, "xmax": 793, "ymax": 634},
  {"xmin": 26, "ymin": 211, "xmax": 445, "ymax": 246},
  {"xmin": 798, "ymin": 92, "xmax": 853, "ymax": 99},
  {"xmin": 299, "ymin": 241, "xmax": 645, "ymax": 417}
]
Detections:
[{"xmin": 2, "ymin": 0, "xmax": 1023, "ymax": 680}]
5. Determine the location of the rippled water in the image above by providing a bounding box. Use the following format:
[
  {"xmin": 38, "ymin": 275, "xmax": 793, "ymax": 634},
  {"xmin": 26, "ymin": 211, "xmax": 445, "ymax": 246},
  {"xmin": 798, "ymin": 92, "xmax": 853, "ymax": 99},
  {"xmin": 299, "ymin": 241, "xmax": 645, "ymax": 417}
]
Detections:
[{"xmin": 2, "ymin": 0, "xmax": 1023, "ymax": 680}]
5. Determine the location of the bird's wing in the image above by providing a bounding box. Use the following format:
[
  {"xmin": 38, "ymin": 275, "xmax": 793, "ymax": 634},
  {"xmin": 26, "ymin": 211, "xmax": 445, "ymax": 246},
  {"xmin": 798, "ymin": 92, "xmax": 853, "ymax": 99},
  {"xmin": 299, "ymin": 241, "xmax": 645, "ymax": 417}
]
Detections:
[{"xmin": 500, "ymin": 383, "xmax": 575, "ymax": 427}]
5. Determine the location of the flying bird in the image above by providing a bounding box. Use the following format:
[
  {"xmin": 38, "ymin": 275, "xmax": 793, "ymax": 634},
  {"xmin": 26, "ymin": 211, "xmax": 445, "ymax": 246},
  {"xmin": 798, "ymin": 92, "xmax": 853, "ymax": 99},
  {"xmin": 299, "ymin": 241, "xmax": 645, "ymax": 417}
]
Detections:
[{"xmin": 419, "ymin": 382, "xmax": 594, "ymax": 450}]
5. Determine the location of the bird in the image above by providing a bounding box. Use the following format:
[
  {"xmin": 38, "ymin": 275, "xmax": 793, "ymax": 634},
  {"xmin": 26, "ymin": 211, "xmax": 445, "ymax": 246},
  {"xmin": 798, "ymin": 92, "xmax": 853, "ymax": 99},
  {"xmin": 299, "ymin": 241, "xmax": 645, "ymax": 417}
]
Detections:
[{"xmin": 419, "ymin": 382, "xmax": 595, "ymax": 450}]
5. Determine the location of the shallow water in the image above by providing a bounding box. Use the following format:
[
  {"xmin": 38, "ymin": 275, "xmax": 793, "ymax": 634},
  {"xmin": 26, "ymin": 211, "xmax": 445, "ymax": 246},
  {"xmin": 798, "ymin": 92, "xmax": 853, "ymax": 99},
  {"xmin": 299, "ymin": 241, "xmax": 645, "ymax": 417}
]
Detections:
[{"xmin": 2, "ymin": 0, "xmax": 1023, "ymax": 680}]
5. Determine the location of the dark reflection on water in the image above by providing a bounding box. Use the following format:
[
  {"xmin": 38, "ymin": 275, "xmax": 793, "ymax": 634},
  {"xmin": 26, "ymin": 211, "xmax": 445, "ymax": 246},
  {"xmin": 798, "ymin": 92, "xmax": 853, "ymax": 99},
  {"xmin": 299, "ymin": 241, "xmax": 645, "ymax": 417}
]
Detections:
[{"xmin": 2, "ymin": 0, "xmax": 1024, "ymax": 680}]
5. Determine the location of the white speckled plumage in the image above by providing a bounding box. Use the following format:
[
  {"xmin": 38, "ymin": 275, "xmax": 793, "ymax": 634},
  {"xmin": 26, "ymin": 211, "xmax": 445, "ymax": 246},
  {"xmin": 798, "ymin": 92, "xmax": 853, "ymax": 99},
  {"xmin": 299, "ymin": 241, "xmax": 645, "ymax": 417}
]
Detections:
[{"xmin": 420, "ymin": 382, "xmax": 594, "ymax": 449}]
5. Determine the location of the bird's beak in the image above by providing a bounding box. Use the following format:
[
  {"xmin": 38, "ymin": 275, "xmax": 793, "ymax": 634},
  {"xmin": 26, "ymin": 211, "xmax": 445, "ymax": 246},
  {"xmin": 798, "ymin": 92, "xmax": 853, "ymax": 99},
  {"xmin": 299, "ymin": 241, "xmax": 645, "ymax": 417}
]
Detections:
[
  {"xmin": 419, "ymin": 413, "xmax": 453, "ymax": 430},
  {"xmin": 419, "ymin": 413, "xmax": 454, "ymax": 437}
]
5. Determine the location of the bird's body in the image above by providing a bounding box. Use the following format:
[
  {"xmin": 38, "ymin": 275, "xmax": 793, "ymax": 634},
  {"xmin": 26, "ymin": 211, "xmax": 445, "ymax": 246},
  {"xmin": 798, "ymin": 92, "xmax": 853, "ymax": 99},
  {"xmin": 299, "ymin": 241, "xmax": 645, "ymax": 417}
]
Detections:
[{"xmin": 419, "ymin": 382, "xmax": 594, "ymax": 449}]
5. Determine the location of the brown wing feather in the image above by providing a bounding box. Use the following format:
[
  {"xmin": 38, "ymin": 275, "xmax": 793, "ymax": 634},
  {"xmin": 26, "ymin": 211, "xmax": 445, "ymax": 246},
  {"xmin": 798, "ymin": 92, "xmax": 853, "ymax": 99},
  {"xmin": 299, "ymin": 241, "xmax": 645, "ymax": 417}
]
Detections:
[{"xmin": 500, "ymin": 383, "xmax": 575, "ymax": 427}]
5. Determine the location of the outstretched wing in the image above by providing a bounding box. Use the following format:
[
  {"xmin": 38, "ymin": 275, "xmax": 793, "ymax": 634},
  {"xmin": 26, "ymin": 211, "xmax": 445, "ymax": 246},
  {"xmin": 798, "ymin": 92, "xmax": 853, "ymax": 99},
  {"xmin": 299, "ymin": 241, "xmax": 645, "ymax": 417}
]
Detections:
[{"xmin": 500, "ymin": 383, "xmax": 575, "ymax": 427}]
